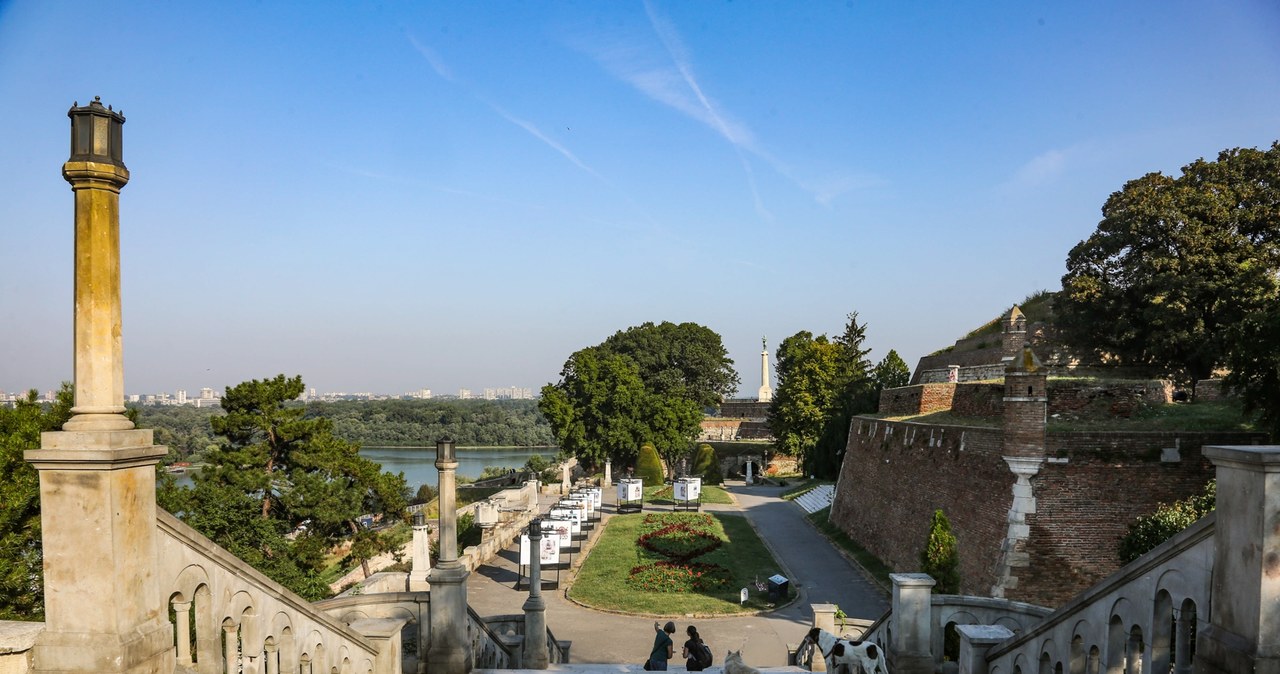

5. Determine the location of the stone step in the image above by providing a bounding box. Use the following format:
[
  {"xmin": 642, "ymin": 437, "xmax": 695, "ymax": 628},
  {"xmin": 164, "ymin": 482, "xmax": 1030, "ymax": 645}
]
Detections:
[
  {"xmin": 793, "ymin": 485, "xmax": 835, "ymax": 514},
  {"xmin": 478, "ymin": 666, "xmax": 808, "ymax": 674}
]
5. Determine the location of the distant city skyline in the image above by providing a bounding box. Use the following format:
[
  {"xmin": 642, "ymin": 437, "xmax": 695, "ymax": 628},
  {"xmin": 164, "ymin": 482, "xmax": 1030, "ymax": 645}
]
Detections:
[{"xmin": 2, "ymin": 3, "xmax": 1277, "ymax": 399}]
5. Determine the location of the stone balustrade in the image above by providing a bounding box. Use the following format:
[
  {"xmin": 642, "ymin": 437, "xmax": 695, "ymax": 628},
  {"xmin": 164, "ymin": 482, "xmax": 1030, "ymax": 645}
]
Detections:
[{"xmin": 157, "ymin": 510, "xmax": 390, "ymax": 674}]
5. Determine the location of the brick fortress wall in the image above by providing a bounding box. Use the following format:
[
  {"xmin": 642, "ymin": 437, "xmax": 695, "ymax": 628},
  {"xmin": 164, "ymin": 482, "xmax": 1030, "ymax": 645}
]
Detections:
[{"xmin": 830, "ymin": 417, "xmax": 1263, "ymax": 606}]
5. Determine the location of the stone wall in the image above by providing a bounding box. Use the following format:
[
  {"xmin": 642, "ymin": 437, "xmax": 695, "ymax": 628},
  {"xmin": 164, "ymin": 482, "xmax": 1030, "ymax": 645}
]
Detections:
[
  {"xmin": 950, "ymin": 384, "xmax": 1005, "ymax": 418},
  {"xmin": 878, "ymin": 383, "xmax": 956, "ymax": 417},
  {"xmin": 918, "ymin": 363, "xmax": 1009, "ymax": 384},
  {"xmin": 1193, "ymin": 378, "xmax": 1231, "ymax": 401},
  {"xmin": 829, "ymin": 416, "xmax": 1266, "ymax": 606},
  {"xmin": 911, "ymin": 348, "xmax": 1005, "ymax": 384},
  {"xmin": 718, "ymin": 400, "xmax": 771, "ymax": 419}
]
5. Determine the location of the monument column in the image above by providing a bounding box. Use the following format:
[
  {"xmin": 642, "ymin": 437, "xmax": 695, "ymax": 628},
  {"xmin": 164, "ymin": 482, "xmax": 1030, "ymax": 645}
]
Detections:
[
  {"xmin": 25, "ymin": 98, "xmax": 173, "ymax": 674},
  {"xmin": 428, "ymin": 438, "xmax": 472, "ymax": 674},
  {"xmin": 522, "ymin": 518, "xmax": 550, "ymax": 669},
  {"xmin": 757, "ymin": 337, "xmax": 773, "ymax": 402}
]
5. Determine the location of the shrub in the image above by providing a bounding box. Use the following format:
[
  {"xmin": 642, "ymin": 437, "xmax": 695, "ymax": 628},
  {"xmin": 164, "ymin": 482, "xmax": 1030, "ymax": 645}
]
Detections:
[
  {"xmin": 920, "ymin": 509, "xmax": 960, "ymax": 593},
  {"xmin": 636, "ymin": 443, "xmax": 665, "ymax": 485},
  {"xmin": 414, "ymin": 483, "xmax": 436, "ymax": 504},
  {"xmin": 1118, "ymin": 481, "xmax": 1216, "ymax": 564},
  {"xmin": 692, "ymin": 443, "xmax": 722, "ymax": 485}
]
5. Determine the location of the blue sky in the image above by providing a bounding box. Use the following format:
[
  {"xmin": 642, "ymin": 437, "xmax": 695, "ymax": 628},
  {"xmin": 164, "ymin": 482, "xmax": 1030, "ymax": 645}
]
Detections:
[{"xmin": 2, "ymin": 1, "xmax": 1278, "ymax": 397}]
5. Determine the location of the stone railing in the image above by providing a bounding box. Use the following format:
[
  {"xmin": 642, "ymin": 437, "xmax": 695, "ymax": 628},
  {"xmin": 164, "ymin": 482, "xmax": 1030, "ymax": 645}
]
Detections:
[
  {"xmin": 0, "ymin": 620, "xmax": 42, "ymax": 674},
  {"xmin": 481, "ymin": 614, "xmax": 572, "ymax": 666},
  {"xmin": 978, "ymin": 513, "xmax": 1214, "ymax": 674},
  {"xmin": 156, "ymin": 510, "xmax": 394, "ymax": 674}
]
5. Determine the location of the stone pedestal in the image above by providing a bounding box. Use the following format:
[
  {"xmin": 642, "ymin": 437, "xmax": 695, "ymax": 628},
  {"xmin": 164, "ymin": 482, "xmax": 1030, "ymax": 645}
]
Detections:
[
  {"xmin": 604, "ymin": 459, "xmax": 612, "ymax": 486},
  {"xmin": 1195, "ymin": 445, "xmax": 1280, "ymax": 674},
  {"xmin": 408, "ymin": 514, "xmax": 431, "ymax": 591},
  {"xmin": 956, "ymin": 625, "xmax": 1012, "ymax": 674},
  {"xmin": 27, "ymin": 432, "xmax": 173, "ymax": 674},
  {"xmin": 890, "ymin": 573, "xmax": 936, "ymax": 674}
]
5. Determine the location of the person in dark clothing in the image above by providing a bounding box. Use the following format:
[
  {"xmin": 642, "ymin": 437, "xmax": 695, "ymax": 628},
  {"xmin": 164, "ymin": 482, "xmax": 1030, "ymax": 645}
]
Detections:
[
  {"xmin": 647, "ymin": 621, "xmax": 675, "ymax": 670},
  {"xmin": 683, "ymin": 624, "xmax": 708, "ymax": 671}
]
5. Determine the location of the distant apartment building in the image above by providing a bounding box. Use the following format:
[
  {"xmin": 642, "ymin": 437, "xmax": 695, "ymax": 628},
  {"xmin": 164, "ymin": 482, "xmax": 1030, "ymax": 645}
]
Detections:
[
  {"xmin": 483, "ymin": 386, "xmax": 534, "ymax": 400},
  {"xmin": 406, "ymin": 388, "xmax": 432, "ymax": 399},
  {"xmin": 458, "ymin": 388, "xmax": 472, "ymax": 399},
  {"xmin": 176, "ymin": 389, "xmax": 187, "ymax": 405}
]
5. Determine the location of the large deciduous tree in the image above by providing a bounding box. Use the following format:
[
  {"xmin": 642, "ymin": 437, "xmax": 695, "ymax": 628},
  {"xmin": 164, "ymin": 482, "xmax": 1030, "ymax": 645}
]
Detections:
[
  {"xmin": 159, "ymin": 375, "xmax": 408, "ymax": 599},
  {"xmin": 0, "ymin": 384, "xmax": 72, "ymax": 620},
  {"xmin": 540, "ymin": 322, "xmax": 733, "ymax": 470},
  {"xmin": 770, "ymin": 313, "xmax": 879, "ymax": 477},
  {"xmin": 1058, "ymin": 142, "xmax": 1280, "ymax": 386},
  {"xmin": 872, "ymin": 350, "xmax": 911, "ymax": 390}
]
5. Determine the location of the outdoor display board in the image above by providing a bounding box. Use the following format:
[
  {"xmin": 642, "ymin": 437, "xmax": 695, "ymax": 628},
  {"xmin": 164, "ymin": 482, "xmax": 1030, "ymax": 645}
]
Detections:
[
  {"xmin": 567, "ymin": 492, "xmax": 595, "ymax": 517},
  {"xmin": 618, "ymin": 478, "xmax": 643, "ymax": 501},
  {"xmin": 674, "ymin": 477, "xmax": 702, "ymax": 501},
  {"xmin": 549, "ymin": 508, "xmax": 582, "ymax": 534},
  {"xmin": 519, "ymin": 533, "xmax": 561, "ymax": 566},
  {"xmin": 543, "ymin": 518, "xmax": 573, "ymax": 549}
]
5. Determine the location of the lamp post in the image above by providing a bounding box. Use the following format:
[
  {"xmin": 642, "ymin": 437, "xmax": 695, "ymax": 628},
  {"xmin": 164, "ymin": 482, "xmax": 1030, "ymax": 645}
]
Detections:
[
  {"xmin": 427, "ymin": 438, "xmax": 471, "ymax": 674},
  {"xmin": 523, "ymin": 517, "xmax": 549, "ymax": 668}
]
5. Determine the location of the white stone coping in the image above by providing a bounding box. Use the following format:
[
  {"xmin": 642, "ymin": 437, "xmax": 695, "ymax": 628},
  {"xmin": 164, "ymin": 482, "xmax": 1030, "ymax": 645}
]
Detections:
[{"xmin": 0, "ymin": 621, "xmax": 43, "ymax": 654}]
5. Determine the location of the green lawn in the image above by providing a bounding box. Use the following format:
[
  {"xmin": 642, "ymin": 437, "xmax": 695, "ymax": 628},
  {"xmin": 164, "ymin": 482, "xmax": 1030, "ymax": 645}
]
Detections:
[
  {"xmin": 569, "ymin": 512, "xmax": 786, "ymax": 615},
  {"xmin": 644, "ymin": 484, "xmax": 734, "ymax": 505}
]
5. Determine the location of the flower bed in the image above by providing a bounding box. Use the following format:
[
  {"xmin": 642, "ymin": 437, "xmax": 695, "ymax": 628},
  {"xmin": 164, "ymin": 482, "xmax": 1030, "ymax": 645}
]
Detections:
[{"xmin": 627, "ymin": 560, "xmax": 732, "ymax": 592}]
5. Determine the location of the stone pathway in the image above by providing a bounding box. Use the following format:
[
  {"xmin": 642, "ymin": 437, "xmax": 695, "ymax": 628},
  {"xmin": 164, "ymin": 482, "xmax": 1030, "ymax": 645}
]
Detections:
[{"xmin": 465, "ymin": 480, "xmax": 889, "ymax": 668}]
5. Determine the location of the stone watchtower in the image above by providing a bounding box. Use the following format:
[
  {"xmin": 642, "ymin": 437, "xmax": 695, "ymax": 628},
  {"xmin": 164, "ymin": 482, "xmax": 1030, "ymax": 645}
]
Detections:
[
  {"xmin": 990, "ymin": 343, "xmax": 1047, "ymax": 599},
  {"xmin": 1000, "ymin": 306, "xmax": 1028, "ymax": 360}
]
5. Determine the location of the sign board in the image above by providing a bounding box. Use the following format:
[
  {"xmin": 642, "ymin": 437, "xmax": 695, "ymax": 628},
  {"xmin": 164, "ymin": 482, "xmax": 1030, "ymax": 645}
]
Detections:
[
  {"xmin": 539, "ymin": 534, "xmax": 560, "ymax": 564},
  {"xmin": 588, "ymin": 488, "xmax": 602, "ymax": 509},
  {"xmin": 674, "ymin": 477, "xmax": 701, "ymax": 501},
  {"xmin": 549, "ymin": 509, "xmax": 582, "ymax": 534},
  {"xmin": 740, "ymin": 588, "xmax": 749, "ymax": 604},
  {"xmin": 567, "ymin": 492, "xmax": 594, "ymax": 516},
  {"xmin": 543, "ymin": 519, "xmax": 573, "ymax": 549},
  {"xmin": 519, "ymin": 534, "xmax": 530, "ymax": 565},
  {"xmin": 618, "ymin": 479, "xmax": 643, "ymax": 501}
]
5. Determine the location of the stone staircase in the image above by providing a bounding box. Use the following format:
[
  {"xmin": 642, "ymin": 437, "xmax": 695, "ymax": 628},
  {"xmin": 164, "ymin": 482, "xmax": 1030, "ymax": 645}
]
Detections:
[{"xmin": 792, "ymin": 485, "xmax": 834, "ymax": 514}]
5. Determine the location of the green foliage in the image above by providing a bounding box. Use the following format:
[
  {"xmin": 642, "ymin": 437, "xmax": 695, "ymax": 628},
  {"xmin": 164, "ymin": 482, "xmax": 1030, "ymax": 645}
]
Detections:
[
  {"xmin": 1059, "ymin": 142, "xmax": 1280, "ymax": 386},
  {"xmin": 132, "ymin": 403, "xmax": 223, "ymax": 463},
  {"xmin": 541, "ymin": 322, "xmax": 729, "ymax": 467},
  {"xmin": 414, "ymin": 483, "xmax": 437, "ymax": 504},
  {"xmin": 599, "ymin": 322, "xmax": 740, "ymax": 408},
  {"xmin": 0, "ymin": 383, "xmax": 73, "ymax": 619},
  {"xmin": 872, "ymin": 350, "xmax": 911, "ymax": 390},
  {"xmin": 770, "ymin": 313, "xmax": 879, "ymax": 477},
  {"xmin": 636, "ymin": 443, "xmax": 665, "ymax": 485},
  {"xmin": 1118, "ymin": 481, "xmax": 1216, "ymax": 564},
  {"xmin": 160, "ymin": 374, "xmax": 409, "ymax": 600},
  {"xmin": 317, "ymin": 398, "xmax": 554, "ymax": 447},
  {"xmin": 692, "ymin": 443, "xmax": 722, "ymax": 485},
  {"xmin": 1226, "ymin": 302, "xmax": 1280, "ymax": 439},
  {"xmin": 920, "ymin": 509, "xmax": 960, "ymax": 594}
]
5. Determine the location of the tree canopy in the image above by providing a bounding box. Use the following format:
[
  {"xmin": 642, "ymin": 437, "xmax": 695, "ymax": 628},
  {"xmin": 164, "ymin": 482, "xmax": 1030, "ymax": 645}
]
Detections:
[
  {"xmin": 159, "ymin": 375, "xmax": 409, "ymax": 599},
  {"xmin": 0, "ymin": 384, "xmax": 72, "ymax": 620},
  {"xmin": 872, "ymin": 350, "xmax": 911, "ymax": 390},
  {"xmin": 1058, "ymin": 142, "xmax": 1280, "ymax": 386},
  {"xmin": 770, "ymin": 313, "xmax": 880, "ymax": 477},
  {"xmin": 539, "ymin": 322, "xmax": 733, "ymax": 469}
]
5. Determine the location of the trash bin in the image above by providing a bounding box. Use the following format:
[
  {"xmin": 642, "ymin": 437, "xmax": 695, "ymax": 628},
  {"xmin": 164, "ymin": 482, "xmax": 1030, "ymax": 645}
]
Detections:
[{"xmin": 767, "ymin": 574, "xmax": 789, "ymax": 601}]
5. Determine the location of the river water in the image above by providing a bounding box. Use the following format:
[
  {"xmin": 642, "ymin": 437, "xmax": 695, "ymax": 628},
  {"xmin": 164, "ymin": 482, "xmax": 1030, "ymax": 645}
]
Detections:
[{"xmin": 173, "ymin": 446, "xmax": 556, "ymax": 491}]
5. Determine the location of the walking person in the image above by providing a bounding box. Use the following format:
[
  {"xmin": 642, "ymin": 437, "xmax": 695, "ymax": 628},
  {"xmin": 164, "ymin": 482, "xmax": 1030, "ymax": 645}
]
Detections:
[
  {"xmin": 646, "ymin": 621, "xmax": 676, "ymax": 670},
  {"xmin": 683, "ymin": 625, "xmax": 711, "ymax": 671}
]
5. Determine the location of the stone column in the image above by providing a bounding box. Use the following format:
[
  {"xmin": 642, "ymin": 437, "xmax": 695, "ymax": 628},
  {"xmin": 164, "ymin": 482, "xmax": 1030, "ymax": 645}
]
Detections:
[
  {"xmin": 428, "ymin": 438, "xmax": 472, "ymax": 674},
  {"xmin": 224, "ymin": 624, "xmax": 240, "ymax": 674},
  {"xmin": 409, "ymin": 511, "xmax": 432, "ymax": 591},
  {"xmin": 812, "ymin": 603, "xmax": 838, "ymax": 635},
  {"xmin": 890, "ymin": 573, "xmax": 936, "ymax": 674},
  {"xmin": 604, "ymin": 459, "xmax": 612, "ymax": 486},
  {"xmin": 561, "ymin": 462, "xmax": 570, "ymax": 493},
  {"xmin": 745, "ymin": 459, "xmax": 754, "ymax": 485},
  {"xmin": 956, "ymin": 625, "xmax": 1012, "ymax": 674},
  {"xmin": 174, "ymin": 601, "xmax": 193, "ymax": 667},
  {"xmin": 1195, "ymin": 445, "xmax": 1280, "ymax": 673},
  {"xmin": 1173, "ymin": 607, "xmax": 1194, "ymax": 674},
  {"xmin": 523, "ymin": 518, "xmax": 549, "ymax": 669},
  {"xmin": 25, "ymin": 98, "xmax": 173, "ymax": 674}
]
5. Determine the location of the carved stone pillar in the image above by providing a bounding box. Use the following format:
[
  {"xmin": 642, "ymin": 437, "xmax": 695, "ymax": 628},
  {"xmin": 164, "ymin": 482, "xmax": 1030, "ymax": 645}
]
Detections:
[
  {"xmin": 409, "ymin": 511, "xmax": 432, "ymax": 591},
  {"xmin": 891, "ymin": 573, "xmax": 936, "ymax": 674},
  {"xmin": 428, "ymin": 439, "xmax": 472, "ymax": 674}
]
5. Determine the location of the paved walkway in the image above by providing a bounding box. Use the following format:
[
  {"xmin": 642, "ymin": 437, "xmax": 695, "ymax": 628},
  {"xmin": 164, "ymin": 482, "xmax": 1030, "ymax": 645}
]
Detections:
[{"xmin": 465, "ymin": 480, "xmax": 889, "ymax": 668}]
